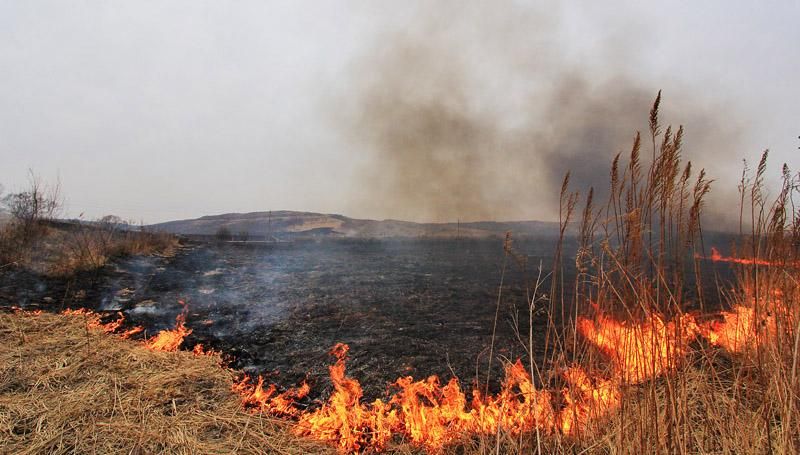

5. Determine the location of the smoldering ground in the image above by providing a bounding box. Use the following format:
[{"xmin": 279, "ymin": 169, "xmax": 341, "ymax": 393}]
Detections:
[{"xmin": 334, "ymin": 2, "xmax": 744, "ymax": 225}]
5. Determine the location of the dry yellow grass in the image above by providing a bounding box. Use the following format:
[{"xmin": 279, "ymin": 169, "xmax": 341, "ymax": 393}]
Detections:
[
  {"xmin": 0, "ymin": 311, "xmax": 331, "ymax": 454},
  {"xmin": 0, "ymin": 221, "xmax": 179, "ymax": 277}
]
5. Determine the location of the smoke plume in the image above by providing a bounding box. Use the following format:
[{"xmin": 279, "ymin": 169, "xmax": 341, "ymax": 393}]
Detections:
[{"xmin": 336, "ymin": 2, "xmax": 742, "ymax": 224}]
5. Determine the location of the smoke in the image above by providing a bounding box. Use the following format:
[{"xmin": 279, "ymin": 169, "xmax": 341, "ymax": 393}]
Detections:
[{"xmin": 336, "ymin": 2, "xmax": 742, "ymax": 224}]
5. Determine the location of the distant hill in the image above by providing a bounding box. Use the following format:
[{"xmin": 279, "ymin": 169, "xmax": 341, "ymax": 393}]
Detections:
[{"xmin": 148, "ymin": 211, "xmax": 563, "ymax": 239}]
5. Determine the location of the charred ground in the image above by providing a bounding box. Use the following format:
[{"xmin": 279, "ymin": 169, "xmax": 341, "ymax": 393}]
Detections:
[{"xmin": 0, "ymin": 235, "xmax": 735, "ymax": 401}]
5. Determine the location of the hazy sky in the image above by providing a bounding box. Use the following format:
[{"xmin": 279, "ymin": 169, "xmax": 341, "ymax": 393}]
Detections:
[{"xmin": 1, "ymin": 1, "xmax": 797, "ymax": 223}]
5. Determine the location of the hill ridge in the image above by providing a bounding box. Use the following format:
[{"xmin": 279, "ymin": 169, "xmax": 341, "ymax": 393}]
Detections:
[{"xmin": 149, "ymin": 210, "xmax": 561, "ymax": 239}]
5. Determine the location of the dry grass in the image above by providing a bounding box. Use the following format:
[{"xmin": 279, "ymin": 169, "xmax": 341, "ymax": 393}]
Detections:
[
  {"xmin": 48, "ymin": 224, "xmax": 179, "ymax": 277},
  {"xmin": 0, "ymin": 311, "xmax": 331, "ymax": 454},
  {"xmin": 520, "ymin": 93, "xmax": 800, "ymax": 454},
  {"xmin": 0, "ymin": 221, "xmax": 179, "ymax": 277}
]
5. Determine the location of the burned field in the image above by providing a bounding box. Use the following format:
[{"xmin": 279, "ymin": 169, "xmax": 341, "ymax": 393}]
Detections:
[
  {"xmin": 4, "ymin": 225, "xmax": 765, "ymax": 453},
  {"xmin": 0, "ymin": 237, "xmax": 566, "ymax": 398}
]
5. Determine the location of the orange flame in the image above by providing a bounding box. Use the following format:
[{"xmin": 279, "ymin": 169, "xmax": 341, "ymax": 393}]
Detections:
[
  {"xmin": 701, "ymin": 287, "xmax": 782, "ymax": 354},
  {"xmin": 294, "ymin": 343, "xmax": 399, "ymax": 452},
  {"xmin": 696, "ymin": 247, "xmax": 775, "ymax": 267},
  {"xmin": 233, "ymin": 343, "xmax": 633, "ymax": 453},
  {"xmin": 5, "ymin": 306, "xmax": 42, "ymax": 316},
  {"xmin": 702, "ymin": 305, "xmax": 756, "ymax": 353},
  {"xmin": 62, "ymin": 308, "xmax": 143, "ymax": 337},
  {"xmin": 233, "ymin": 375, "xmax": 311, "ymax": 417},
  {"xmin": 576, "ymin": 309, "xmax": 698, "ymax": 383},
  {"xmin": 276, "ymin": 308, "xmax": 707, "ymax": 451},
  {"xmin": 52, "ymin": 292, "xmax": 792, "ymax": 453},
  {"xmin": 146, "ymin": 301, "xmax": 192, "ymax": 352},
  {"xmin": 559, "ymin": 366, "xmax": 621, "ymax": 435},
  {"xmin": 232, "ymin": 297, "xmax": 787, "ymax": 453},
  {"xmin": 192, "ymin": 343, "xmax": 219, "ymax": 356},
  {"xmin": 119, "ymin": 326, "xmax": 144, "ymax": 339}
]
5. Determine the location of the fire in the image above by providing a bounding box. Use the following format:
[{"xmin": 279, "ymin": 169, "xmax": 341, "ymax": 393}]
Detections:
[
  {"xmin": 119, "ymin": 326, "xmax": 144, "ymax": 339},
  {"xmin": 60, "ymin": 302, "xmax": 210, "ymax": 354},
  {"xmin": 234, "ymin": 301, "xmax": 787, "ymax": 453},
  {"xmin": 61, "ymin": 301, "xmax": 196, "ymax": 350},
  {"xmin": 576, "ymin": 309, "xmax": 698, "ymax": 383},
  {"xmin": 235, "ymin": 343, "xmax": 626, "ymax": 453},
  {"xmin": 233, "ymin": 375, "xmax": 311, "ymax": 417},
  {"xmin": 460, "ymin": 360, "xmax": 555, "ymax": 438},
  {"xmin": 50, "ymin": 294, "xmax": 792, "ymax": 452},
  {"xmin": 558, "ymin": 366, "xmax": 621, "ymax": 435},
  {"xmin": 294, "ymin": 343, "xmax": 399, "ymax": 452},
  {"xmin": 701, "ymin": 288, "xmax": 782, "ymax": 354},
  {"xmin": 192, "ymin": 343, "xmax": 218, "ymax": 356},
  {"xmin": 63, "ymin": 307, "xmax": 97, "ymax": 319},
  {"xmin": 7, "ymin": 306, "xmax": 42, "ymax": 316},
  {"xmin": 696, "ymin": 247, "xmax": 775, "ymax": 267},
  {"xmin": 702, "ymin": 305, "xmax": 756, "ymax": 353},
  {"xmin": 62, "ymin": 308, "xmax": 143, "ymax": 337},
  {"xmin": 146, "ymin": 301, "xmax": 192, "ymax": 352},
  {"xmin": 250, "ymin": 309, "xmax": 711, "ymax": 452}
]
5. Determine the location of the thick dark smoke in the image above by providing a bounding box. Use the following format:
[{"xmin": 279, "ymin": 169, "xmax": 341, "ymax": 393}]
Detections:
[{"xmin": 338, "ymin": 2, "xmax": 742, "ymax": 223}]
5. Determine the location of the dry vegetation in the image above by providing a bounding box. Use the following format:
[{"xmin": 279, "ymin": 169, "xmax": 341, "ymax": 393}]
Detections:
[
  {"xmin": 0, "ymin": 310, "xmax": 330, "ymax": 454},
  {"xmin": 46, "ymin": 221, "xmax": 179, "ymax": 277},
  {"xmin": 0, "ymin": 174, "xmax": 178, "ymax": 277},
  {"xmin": 1, "ymin": 94, "xmax": 799, "ymax": 454},
  {"xmin": 527, "ymin": 92, "xmax": 800, "ymax": 453}
]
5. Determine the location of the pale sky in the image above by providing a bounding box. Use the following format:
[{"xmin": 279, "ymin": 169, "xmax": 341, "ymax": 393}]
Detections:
[{"xmin": 1, "ymin": 1, "xmax": 797, "ymax": 224}]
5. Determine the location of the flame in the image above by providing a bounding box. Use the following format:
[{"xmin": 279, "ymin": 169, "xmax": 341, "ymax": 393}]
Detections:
[
  {"xmin": 235, "ymin": 343, "xmax": 629, "ymax": 453},
  {"xmin": 233, "ymin": 375, "xmax": 311, "ymax": 417},
  {"xmin": 559, "ymin": 366, "xmax": 621, "ymax": 435},
  {"xmin": 7, "ymin": 306, "xmax": 42, "ymax": 316},
  {"xmin": 62, "ymin": 308, "xmax": 143, "ymax": 337},
  {"xmin": 576, "ymin": 309, "xmax": 698, "ymax": 383},
  {"xmin": 60, "ymin": 302, "xmax": 210, "ymax": 354},
  {"xmin": 696, "ymin": 247, "xmax": 775, "ymax": 267},
  {"xmin": 233, "ymin": 301, "xmax": 788, "ymax": 453},
  {"xmin": 119, "ymin": 326, "xmax": 144, "ymax": 339},
  {"xmin": 192, "ymin": 343, "xmax": 219, "ymax": 356},
  {"xmin": 146, "ymin": 301, "xmax": 192, "ymax": 352},
  {"xmin": 460, "ymin": 360, "xmax": 555, "ymax": 438},
  {"xmin": 701, "ymin": 305, "xmax": 756, "ymax": 353},
  {"xmin": 701, "ymin": 288, "xmax": 782, "ymax": 354},
  {"xmin": 48, "ymin": 292, "xmax": 793, "ymax": 452},
  {"xmin": 61, "ymin": 303, "xmax": 195, "ymax": 349},
  {"xmin": 294, "ymin": 343, "xmax": 400, "ymax": 452},
  {"xmin": 269, "ymin": 309, "xmax": 705, "ymax": 451}
]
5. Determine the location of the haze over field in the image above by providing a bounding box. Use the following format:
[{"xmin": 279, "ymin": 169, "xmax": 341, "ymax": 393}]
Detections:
[{"xmin": 1, "ymin": 1, "xmax": 797, "ymax": 225}]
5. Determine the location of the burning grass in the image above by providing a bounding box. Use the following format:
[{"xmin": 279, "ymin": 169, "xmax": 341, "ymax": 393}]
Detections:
[
  {"xmin": 4, "ymin": 305, "xmax": 795, "ymax": 454},
  {"xmin": 2, "ymin": 94, "xmax": 800, "ymax": 453},
  {"xmin": 0, "ymin": 310, "xmax": 329, "ymax": 454}
]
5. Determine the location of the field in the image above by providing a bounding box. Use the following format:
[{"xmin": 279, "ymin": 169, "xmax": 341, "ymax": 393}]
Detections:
[
  {"xmin": 1, "ymin": 237, "xmax": 567, "ymax": 399},
  {"xmin": 1, "ymin": 99, "xmax": 797, "ymax": 453}
]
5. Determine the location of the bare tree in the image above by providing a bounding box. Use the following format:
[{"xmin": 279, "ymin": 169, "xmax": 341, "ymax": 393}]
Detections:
[{"xmin": 1, "ymin": 171, "xmax": 61, "ymax": 241}]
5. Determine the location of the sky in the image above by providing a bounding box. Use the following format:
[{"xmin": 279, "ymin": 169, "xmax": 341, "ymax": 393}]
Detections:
[{"xmin": 0, "ymin": 1, "xmax": 797, "ymax": 224}]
